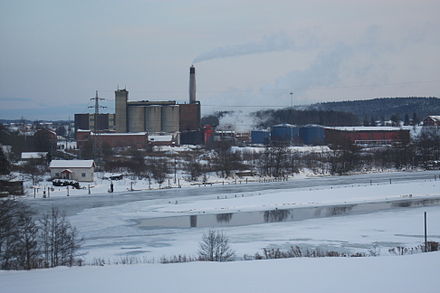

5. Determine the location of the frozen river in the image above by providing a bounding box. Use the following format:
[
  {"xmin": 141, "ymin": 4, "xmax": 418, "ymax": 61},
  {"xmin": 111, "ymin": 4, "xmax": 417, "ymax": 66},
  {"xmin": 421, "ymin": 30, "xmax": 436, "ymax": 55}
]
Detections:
[
  {"xmin": 17, "ymin": 170, "xmax": 440, "ymax": 262},
  {"xmin": 23, "ymin": 170, "xmax": 440, "ymax": 217}
]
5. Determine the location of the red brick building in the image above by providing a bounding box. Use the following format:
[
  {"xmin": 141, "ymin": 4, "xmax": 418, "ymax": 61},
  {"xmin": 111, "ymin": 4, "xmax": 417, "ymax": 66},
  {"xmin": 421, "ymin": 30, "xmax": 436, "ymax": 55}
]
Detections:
[
  {"xmin": 76, "ymin": 130, "xmax": 148, "ymax": 149},
  {"xmin": 325, "ymin": 127, "xmax": 410, "ymax": 146}
]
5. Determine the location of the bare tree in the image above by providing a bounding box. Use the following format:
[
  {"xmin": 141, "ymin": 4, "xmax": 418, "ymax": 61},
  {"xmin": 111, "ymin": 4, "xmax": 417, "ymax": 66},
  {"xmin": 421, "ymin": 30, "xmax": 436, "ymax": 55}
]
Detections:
[
  {"xmin": 0, "ymin": 202, "xmax": 81, "ymax": 270},
  {"xmin": 0, "ymin": 148, "xmax": 11, "ymax": 175},
  {"xmin": 198, "ymin": 230, "xmax": 235, "ymax": 262},
  {"xmin": 0, "ymin": 200, "xmax": 39, "ymax": 270},
  {"xmin": 39, "ymin": 207, "xmax": 82, "ymax": 268},
  {"xmin": 185, "ymin": 155, "xmax": 202, "ymax": 181},
  {"xmin": 149, "ymin": 158, "xmax": 169, "ymax": 185},
  {"xmin": 212, "ymin": 141, "xmax": 243, "ymax": 178}
]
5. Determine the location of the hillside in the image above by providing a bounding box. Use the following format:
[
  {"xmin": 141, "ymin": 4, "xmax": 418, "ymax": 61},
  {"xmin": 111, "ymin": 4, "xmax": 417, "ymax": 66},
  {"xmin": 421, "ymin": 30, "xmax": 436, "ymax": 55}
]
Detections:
[
  {"xmin": 308, "ymin": 97, "xmax": 440, "ymax": 122},
  {"xmin": 253, "ymin": 109, "xmax": 360, "ymax": 128}
]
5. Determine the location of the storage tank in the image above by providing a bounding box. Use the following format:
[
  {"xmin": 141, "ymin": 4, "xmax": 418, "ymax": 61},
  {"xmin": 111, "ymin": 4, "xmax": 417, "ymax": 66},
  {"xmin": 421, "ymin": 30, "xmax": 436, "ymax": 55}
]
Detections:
[
  {"xmin": 127, "ymin": 106, "xmax": 145, "ymax": 132},
  {"xmin": 271, "ymin": 124, "xmax": 299, "ymax": 144},
  {"xmin": 161, "ymin": 105, "xmax": 180, "ymax": 132},
  {"xmin": 299, "ymin": 125, "xmax": 325, "ymax": 145},
  {"xmin": 251, "ymin": 130, "xmax": 270, "ymax": 145},
  {"xmin": 144, "ymin": 106, "xmax": 162, "ymax": 133}
]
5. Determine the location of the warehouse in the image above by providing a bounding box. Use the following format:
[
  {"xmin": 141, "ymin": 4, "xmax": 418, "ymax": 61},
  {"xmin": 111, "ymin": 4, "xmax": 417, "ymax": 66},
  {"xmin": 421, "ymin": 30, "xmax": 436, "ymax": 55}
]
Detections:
[
  {"xmin": 76, "ymin": 130, "xmax": 148, "ymax": 149},
  {"xmin": 324, "ymin": 126, "xmax": 410, "ymax": 146}
]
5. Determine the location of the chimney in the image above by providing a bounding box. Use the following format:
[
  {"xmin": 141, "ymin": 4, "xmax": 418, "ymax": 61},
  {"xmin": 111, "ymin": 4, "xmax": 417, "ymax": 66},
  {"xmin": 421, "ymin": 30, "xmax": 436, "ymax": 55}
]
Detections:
[{"xmin": 189, "ymin": 65, "xmax": 196, "ymax": 104}]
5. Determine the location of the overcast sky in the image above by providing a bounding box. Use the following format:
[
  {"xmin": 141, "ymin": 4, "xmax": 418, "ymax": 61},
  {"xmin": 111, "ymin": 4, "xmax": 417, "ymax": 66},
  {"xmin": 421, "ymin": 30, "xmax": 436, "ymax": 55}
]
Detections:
[{"xmin": 1, "ymin": 0, "xmax": 439, "ymax": 120}]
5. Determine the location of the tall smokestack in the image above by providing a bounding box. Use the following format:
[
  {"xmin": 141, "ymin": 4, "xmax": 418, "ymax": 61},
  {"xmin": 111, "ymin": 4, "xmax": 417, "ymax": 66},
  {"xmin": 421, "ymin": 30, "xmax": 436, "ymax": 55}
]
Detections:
[{"xmin": 189, "ymin": 65, "xmax": 196, "ymax": 104}]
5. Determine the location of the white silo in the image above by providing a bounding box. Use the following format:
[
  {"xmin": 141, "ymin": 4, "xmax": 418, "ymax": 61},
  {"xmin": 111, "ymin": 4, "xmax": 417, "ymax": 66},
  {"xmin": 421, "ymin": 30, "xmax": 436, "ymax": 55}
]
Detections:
[
  {"xmin": 161, "ymin": 105, "xmax": 180, "ymax": 133},
  {"xmin": 145, "ymin": 106, "xmax": 162, "ymax": 133}
]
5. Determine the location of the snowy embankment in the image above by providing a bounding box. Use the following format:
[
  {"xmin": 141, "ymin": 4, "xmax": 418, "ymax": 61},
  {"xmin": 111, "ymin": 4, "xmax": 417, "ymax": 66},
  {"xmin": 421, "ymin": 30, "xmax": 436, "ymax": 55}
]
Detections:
[{"xmin": 1, "ymin": 252, "xmax": 439, "ymax": 293}]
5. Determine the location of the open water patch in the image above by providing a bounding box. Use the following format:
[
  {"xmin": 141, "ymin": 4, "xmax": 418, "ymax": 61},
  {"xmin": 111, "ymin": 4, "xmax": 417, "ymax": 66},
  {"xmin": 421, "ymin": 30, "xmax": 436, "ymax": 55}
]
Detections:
[{"xmin": 135, "ymin": 196, "xmax": 440, "ymax": 230}]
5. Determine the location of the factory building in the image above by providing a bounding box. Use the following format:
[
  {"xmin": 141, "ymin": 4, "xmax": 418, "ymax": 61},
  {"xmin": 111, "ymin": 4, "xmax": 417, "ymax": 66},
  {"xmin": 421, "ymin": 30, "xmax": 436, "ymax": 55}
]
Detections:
[
  {"xmin": 76, "ymin": 130, "xmax": 148, "ymax": 149},
  {"xmin": 75, "ymin": 66, "xmax": 201, "ymax": 148},
  {"xmin": 324, "ymin": 126, "xmax": 410, "ymax": 146},
  {"xmin": 74, "ymin": 113, "xmax": 115, "ymax": 133},
  {"xmin": 250, "ymin": 125, "xmax": 410, "ymax": 146},
  {"xmin": 114, "ymin": 66, "xmax": 201, "ymax": 138}
]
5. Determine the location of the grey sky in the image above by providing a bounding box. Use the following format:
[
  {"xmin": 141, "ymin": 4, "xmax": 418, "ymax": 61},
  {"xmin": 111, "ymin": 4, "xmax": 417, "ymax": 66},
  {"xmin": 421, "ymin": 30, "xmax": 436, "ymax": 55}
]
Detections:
[{"xmin": 0, "ymin": 0, "xmax": 439, "ymax": 120}]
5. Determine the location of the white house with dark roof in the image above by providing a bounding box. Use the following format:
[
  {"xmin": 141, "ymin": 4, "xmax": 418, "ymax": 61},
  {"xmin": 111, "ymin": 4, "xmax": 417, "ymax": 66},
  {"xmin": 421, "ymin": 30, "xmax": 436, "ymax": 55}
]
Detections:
[{"xmin": 49, "ymin": 160, "xmax": 95, "ymax": 182}]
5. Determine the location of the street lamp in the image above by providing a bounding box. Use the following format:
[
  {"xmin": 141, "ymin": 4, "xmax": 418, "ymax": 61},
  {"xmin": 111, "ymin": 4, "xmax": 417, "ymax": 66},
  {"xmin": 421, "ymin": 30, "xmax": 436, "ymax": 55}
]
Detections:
[
  {"xmin": 289, "ymin": 92, "xmax": 293, "ymax": 109},
  {"xmin": 289, "ymin": 92, "xmax": 294, "ymax": 124}
]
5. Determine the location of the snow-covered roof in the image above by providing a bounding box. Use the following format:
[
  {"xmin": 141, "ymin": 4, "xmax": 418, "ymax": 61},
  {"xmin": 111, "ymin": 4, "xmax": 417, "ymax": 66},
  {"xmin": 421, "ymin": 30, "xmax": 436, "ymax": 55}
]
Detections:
[
  {"xmin": 93, "ymin": 132, "xmax": 147, "ymax": 136},
  {"xmin": 427, "ymin": 116, "xmax": 440, "ymax": 122},
  {"xmin": 272, "ymin": 123, "xmax": 296, "ymax": 128},
  {"xmin": 49, "ymin": 160, "xmax": 95, "ymax": 168},
  {"xmin": 148, "ymin": 135, "xmax": 173, "ymax": 142},
  {"xmin": 21, "ymin": 152, "xmax": 47, "ymax": 159},
  {"xmin": 325, "ymin": 126, "xmax": 405, "ymax": 131}
]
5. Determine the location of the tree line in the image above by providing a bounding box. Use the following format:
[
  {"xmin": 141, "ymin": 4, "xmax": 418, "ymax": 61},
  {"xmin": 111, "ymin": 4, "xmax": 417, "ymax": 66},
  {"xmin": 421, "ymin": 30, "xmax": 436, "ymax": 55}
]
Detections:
[{"xmin": 0, "ymin": 200, "xmax": 82, "ymax": 270}]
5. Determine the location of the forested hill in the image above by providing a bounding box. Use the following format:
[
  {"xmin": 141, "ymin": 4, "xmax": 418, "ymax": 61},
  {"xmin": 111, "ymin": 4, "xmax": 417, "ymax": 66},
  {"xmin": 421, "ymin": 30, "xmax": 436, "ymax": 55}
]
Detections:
[
  {"xmin": 253, "ymin": 109, "xmax": 360, "ymax": 128},
  {"xmin": 307, "ymin": 97, "xmax": 440, "ymax": 122}
]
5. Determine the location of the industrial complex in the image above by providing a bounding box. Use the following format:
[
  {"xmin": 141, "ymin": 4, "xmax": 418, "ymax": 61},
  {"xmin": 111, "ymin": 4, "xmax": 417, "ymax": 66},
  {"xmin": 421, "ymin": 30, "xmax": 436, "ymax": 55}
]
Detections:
[
  {"xmin": 73, "ymin": 65, "xmax": 414, "ymax": 149},
  {"xmin": 74, "ymin": 66, "xmax": 202, "ymax": 147}
]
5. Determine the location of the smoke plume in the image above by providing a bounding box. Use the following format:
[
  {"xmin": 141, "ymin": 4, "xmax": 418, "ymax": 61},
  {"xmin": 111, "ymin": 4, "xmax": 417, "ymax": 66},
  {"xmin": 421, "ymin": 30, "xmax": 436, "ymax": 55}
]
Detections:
[{"xmin": 193, "ymin": 32, "xmax": 299, "ymax": 63}]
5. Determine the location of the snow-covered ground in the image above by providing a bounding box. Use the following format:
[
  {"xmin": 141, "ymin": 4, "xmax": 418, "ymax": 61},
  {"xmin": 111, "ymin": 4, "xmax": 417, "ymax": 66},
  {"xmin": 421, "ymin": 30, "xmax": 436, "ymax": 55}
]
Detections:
[
  {"xmin": 1, "ymin": 252, "xmax": 439, "ymax": 293},
  {"xmin": 64, "ymin": 179, "xmax": 440, "ymax": 262},
  {"xmin": 3, "ymin": 172, "xmax": 440, "ymax": 293}
]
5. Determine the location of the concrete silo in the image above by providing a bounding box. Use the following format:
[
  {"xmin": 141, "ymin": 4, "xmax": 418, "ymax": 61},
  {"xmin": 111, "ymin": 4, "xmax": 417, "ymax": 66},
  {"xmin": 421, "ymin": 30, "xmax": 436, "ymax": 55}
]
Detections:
[
  {"xmin": 161, "ymin": 105, "xmax": 180, "ymax": 132},
  {"xmin": 144, "ymin": 106, "xmax": 162, "ymax": 133},
  {"xmin": 115, "ymin": 89, "xmax": 128, "ymax": 132},
  {"xmin": 127, "ymin": 106, "xmax": 145, "ymax": 132}
]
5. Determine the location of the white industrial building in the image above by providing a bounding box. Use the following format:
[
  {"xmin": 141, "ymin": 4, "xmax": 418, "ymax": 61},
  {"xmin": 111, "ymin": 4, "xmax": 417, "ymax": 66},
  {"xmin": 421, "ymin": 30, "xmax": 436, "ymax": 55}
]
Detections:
[{"xmin": 49, "ymin": 160, "xmax": 95, "ymax": 182}]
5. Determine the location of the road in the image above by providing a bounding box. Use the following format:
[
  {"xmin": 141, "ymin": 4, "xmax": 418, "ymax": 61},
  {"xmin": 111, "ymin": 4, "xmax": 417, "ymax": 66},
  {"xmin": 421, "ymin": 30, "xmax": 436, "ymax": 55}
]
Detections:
[{"xmin": 21, "ymin": 170, "xmax": 440, "ymax": 217}]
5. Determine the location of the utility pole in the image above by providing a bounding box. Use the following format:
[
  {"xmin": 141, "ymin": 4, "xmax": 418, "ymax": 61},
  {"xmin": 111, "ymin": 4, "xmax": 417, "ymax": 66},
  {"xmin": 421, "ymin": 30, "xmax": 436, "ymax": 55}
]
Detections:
[
  {"xmin": 289, "ymin": 92, "xmax": 294, "ymax": 124},
  {"xmin": 174, "ymin": 156, "xmax": 177, "ymax": 184},
  {"xmin": 424, "ymin": 211, "xmax": 428, "ymax": 252},
  {"xmin": 290, "ymin": 92, "xmax": 293, "ymax": 109},
  {"xmin": 88, "ymin": 90, "xmax": 106, "ymax": 160}
]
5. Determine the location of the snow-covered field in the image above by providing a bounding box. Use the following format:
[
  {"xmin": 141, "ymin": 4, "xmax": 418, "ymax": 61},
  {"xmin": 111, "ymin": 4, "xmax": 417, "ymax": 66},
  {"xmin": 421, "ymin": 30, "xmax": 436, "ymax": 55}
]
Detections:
[
  {"xmin": 3, "ymin": 171, "xmax": 440, "ymax": 293},
  {"xmin": 1, "ymin": 252, "xmax": 439, "ymax": 293}
]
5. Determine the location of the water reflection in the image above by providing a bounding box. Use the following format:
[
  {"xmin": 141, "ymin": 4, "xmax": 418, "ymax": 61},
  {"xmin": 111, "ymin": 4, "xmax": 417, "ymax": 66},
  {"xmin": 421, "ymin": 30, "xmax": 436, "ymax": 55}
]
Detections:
[
  {"xmin": 190, "ymin": 215, "xmax": 197, "ymax": 227},
  {"xmin": 136, "ymin": 197, "xmax": 440, "ymax": 230},
  {"xmin": 216, "ymin": 213, "xmax": 233, "ymax": 223},
  {"xmin": 264, "ymin": 209, "xmax": 290, "ymax": 223}
]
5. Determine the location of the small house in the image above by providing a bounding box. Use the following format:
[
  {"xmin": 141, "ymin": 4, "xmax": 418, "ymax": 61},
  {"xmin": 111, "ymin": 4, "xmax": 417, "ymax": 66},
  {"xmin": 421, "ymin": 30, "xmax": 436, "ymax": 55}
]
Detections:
[
  {"xmin": 0, "ymin": 176, "xmax": 24, "ymax": 197},
  {"xmin": 49, "ymin": 160, "xmax": 95, "ymax": 182}
]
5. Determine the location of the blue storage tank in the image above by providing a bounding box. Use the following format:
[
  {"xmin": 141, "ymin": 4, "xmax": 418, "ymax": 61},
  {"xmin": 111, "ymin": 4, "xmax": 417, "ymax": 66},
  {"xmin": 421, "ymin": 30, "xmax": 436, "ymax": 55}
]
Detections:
[
  {"xmin": 271, "ymin": 124, "xmax": 300, "ymax": 144},
  {"xmin": 251, "ymin": 130, "xmax": 270, "ymax": 145},
  {"xmin": 299, "ymin": 125, "xmax": 325, "ymax": 145}
]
